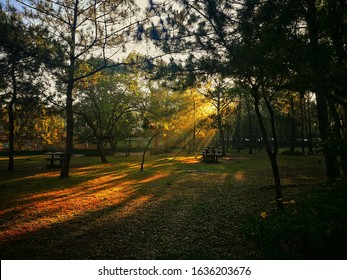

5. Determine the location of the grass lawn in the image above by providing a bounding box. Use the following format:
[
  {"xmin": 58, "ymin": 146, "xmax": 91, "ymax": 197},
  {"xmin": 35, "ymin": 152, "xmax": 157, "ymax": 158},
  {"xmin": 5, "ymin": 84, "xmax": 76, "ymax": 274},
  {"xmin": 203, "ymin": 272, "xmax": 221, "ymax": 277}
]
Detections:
[{"xmin": 0, "ymin": 150, "xmax": 344, "ymax": 259}]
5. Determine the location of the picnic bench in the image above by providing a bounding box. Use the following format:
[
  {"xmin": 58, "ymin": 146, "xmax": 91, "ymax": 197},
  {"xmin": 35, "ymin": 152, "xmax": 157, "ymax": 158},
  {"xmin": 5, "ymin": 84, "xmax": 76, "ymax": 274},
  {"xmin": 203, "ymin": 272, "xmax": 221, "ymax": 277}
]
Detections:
[
  {"xmin": 201, "ymin": 146, "xmax": 222, "ymax": 162},
  {"xmin": 45, "ymin": 152, "xmax": 65, "ymax": 168}
]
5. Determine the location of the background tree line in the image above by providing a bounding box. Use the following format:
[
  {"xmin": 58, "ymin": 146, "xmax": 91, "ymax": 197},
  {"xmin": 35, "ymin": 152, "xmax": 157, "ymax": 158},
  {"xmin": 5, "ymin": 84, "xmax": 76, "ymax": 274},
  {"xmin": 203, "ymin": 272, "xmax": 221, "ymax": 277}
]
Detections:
[
  {"xmin": 1, "ymin": 0, "xmax": 346, "ymax": 209},
  {"xmin": 150, "ymin": 0, "xmax": 347, "ymax": 209}
]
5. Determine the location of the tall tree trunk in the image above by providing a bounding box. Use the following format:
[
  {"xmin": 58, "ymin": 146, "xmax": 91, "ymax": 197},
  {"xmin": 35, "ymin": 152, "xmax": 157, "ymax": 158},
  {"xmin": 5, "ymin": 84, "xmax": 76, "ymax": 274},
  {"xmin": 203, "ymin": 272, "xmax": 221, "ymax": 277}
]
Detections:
[
  {"xmin": 328, "ymin": 99, "xmax": 342, "ymax": 139},
  {"xmin": 192, "ymin": 99, "xmax": 196, "ymax": 157},
  {"xmin": 290, "ymin": 95, "xmax": 296, "ymax": 154},
  {"xmin": 141, "ymin": 132, "xmax": 159, "ymax": 171},
  {"xmin": 8, "ymin": 62, "xmax": 17, "ymax": 171},
  {"xmin": 342, "ymin": 105, "xmax": 347, "ymax": 177},
  {"xmin": 255, "ymin": 124, "xmax": 261, "ymax": 152},
  {"xmin": 306, "ymin": 93, "xmax": 314, "ymax": 154},
  {"xmin": 109, "ymin": 138, "xmax": 117, "ymax": 154},
  {"xmin": 236, "ymin": 101, "xmax": 241, "ymax": 153},
  {"xmin": 60, "ymin": 1, "xmax": 77, "ymax": 179},
  {"xmin": 217, "ymin": 111, "xmax": 226, "ymax": 156},
  {"xmin": 8, "ymin": 101, "xmax": 15, "ymax": 171},
  {"xmin": 327, "ymin": 98, "xmax": 347, "ymax": 176},
  {"xmin": 246, "ymin": 102, "xmax": 253, "ymax": 154},
  {"xmin": 316, "ymin": 90, "xmax": 340, "ymax": 180},
  {"xmin": 303, "ymin": 0, "xmax": 340, "ymax": 180},
  {"xmin": 344, "ymin": 104, "xmax": 347, "ymax": 129},
  {"xmin": 254, "ymin": 93, "xmax": 283, "ymax": 210},
  {"xmin": 60, "ymin": 79, "xmax": 74, "ymax": 178},
  {"xmin": 127, "ymin": 137, "xmax": 132, "ymax": 156},
  {"xmin": 97, "ymin": 138, "xmax": 108, "ymax": 163},
  {"xmin": 300, "ymin": 92, "xmax": 306, "ymax": 154}
]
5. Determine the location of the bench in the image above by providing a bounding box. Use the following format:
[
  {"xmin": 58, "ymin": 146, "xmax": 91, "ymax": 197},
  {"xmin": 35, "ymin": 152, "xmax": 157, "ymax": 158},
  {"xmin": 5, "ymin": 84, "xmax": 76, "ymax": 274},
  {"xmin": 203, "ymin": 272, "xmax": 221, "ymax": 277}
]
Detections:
[
  {"xmin": 201, "ymin": 146, "xmax": 222, "ymax": 162},
  {"xmin": 45, "ymin": 152, "xmax": 65, "ymax": 168}
]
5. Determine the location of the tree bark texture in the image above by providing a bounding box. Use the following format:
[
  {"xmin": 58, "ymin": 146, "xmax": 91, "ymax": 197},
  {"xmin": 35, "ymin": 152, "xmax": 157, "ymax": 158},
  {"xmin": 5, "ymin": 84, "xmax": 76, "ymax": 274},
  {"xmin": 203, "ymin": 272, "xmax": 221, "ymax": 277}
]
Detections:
[
  {"xmin": 306, "ymin": 94, "xmax": 314, "ymax": 154},
  {"xmin": 253, "ymin": 93, "xmax": 284, "ymax": 210},
  {"xmin": 97, "ymin": 139, "xmax": 108, "ymax": 163},
  {"xmin": 141, "ymin": 132, "xmax": 159, "ymax": 172},
  {"xmin": 217, "ymin": 111, "xmax": 226, "ymax": 156},
  {"xmin": 246, "ymin": 102, "xmax": 254, "ymax": 154},
  {"xmin": 303, "ymin": 0, "xmax": 340, "ymax": 180},
  {"xmin": 60, "ymin": 80, "xmax": 74, "ymax": 178},
  {"xmin": 290, "ymin": 95, "xmax": 296, "ymax": 154},
  {"xmin": 8, "ymin": 62, "xmax": 17, "ymax": 171},
  {"xmin": 60, "ymin": 2, "xmax": 78, "ymax": 179}
]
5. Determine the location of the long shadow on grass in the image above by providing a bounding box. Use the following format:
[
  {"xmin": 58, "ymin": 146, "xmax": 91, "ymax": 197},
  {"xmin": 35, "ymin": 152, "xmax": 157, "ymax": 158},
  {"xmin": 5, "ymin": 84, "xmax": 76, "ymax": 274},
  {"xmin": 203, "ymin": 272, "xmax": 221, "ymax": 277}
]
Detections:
[
  {"xmin": 0, "ymin": 154, "xmax": 326, "ymax": 259},
  {"xmin": 0, "ymin": 160, "xmax": 156, "ymax": 206},
  {"xmin": 0, "ymin": 168, "xmax": 172, "ymax": 241},
  {"xmin": 0, "ymin": 166, "xmax": 255, "ymax": 259}
]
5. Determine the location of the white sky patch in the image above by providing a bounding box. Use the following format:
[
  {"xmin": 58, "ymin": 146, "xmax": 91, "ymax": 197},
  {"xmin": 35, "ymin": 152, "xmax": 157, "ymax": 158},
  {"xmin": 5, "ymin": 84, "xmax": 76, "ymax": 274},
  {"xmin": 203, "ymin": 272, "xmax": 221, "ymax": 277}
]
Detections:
[{"xmin": 1, "ymin": 0, "xmax": 168, "ymax": 61}]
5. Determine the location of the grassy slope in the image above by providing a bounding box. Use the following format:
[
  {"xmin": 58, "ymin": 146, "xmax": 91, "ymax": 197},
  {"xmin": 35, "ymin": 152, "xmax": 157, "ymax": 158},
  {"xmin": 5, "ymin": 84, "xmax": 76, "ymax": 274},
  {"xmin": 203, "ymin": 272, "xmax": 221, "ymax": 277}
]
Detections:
[{"xmin": 0, "ymin": 151, "xmax": 341, "ymax": 259}]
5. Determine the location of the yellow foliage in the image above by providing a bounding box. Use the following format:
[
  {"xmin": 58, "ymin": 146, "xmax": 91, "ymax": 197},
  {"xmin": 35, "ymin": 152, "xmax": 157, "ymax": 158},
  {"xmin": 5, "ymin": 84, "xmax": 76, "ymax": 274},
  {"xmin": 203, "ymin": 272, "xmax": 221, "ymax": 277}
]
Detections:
[
  {"xmin": 36, "ymin": 114, "xmax": 65, "ymax": 145},
  {"xmin": 260, "ymin": 212, "xmax": 267, "ymax": 219}
]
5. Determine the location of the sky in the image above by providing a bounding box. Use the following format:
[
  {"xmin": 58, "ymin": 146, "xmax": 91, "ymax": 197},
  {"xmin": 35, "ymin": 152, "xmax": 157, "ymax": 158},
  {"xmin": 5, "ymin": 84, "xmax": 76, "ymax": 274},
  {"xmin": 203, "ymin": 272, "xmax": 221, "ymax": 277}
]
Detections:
[
  {"xmin": 0, "ymin": 0, "xmax": 164, "ymax": 60},
  {"xmin": 0, "ymin": 0, "xmax": 23, "ymax": 9},
  {"xmin": 0, "ymin": 0, "xmax": 150, "ymax": 9}
]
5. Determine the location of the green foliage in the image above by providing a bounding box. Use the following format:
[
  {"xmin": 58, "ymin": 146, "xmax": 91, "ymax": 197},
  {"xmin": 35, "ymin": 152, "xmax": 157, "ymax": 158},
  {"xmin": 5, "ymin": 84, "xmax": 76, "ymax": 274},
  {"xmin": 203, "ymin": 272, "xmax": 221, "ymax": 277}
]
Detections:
[
  {"xmin": 74, "ymin": 60, "xmax": 143, "ymax": 160},
  {"xmin": 0, "ymin": 4, "xmax": 48, "ymax": 94}
]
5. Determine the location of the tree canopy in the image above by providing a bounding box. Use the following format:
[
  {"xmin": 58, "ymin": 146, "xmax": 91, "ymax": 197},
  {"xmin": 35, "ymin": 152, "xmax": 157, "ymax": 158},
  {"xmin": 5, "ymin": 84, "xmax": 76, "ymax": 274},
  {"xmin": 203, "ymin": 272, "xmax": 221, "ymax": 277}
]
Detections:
[{"xmin": 1, "ymin": 0, "xmax": 346, "ymax": 207}]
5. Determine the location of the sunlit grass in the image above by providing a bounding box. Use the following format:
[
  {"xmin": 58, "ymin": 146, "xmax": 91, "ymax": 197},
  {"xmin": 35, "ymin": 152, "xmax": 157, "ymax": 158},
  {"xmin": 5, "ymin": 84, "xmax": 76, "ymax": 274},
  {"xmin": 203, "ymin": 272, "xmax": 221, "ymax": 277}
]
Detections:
[
  {"xmin": 173, "ymin": 156, "xmax": 201, "ymax": 164},
  {"xmin": 0, "ymin": 151, "xmax": 328, "ymax": 259},
  {"xmin": 0, "ymin": 165, "xmax": 169, "ymax": 242}
]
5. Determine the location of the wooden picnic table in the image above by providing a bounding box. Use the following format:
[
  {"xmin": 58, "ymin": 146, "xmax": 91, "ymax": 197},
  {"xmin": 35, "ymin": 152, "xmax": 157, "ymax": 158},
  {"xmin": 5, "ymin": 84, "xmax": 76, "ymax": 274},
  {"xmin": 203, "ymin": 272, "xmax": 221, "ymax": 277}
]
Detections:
[
  {"xmin": 45, "ymin": 152, "xmax": 65, "ymax": 168},
  {"xmin": 201, "ymin": 146, "xmax": 222, "ymax": 162}
]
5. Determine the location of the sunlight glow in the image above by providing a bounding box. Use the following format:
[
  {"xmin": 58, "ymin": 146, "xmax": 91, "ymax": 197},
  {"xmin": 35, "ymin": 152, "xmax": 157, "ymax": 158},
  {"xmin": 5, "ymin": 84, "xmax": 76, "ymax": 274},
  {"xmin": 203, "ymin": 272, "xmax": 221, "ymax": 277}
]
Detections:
[
  {"xmin": 174, "ymin": 156, "xmax": 201, "ymax": 164},
  {"xmin": 0, "ymin": 171, "xmax": 168, "ymax": 242},
  {"xmin": 199, "ymin": 130, "xmax": 218, "ymax": 148},
  {"xmin": 234, "ymin": 170, "xmax": 245, "ymax": 181}
]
